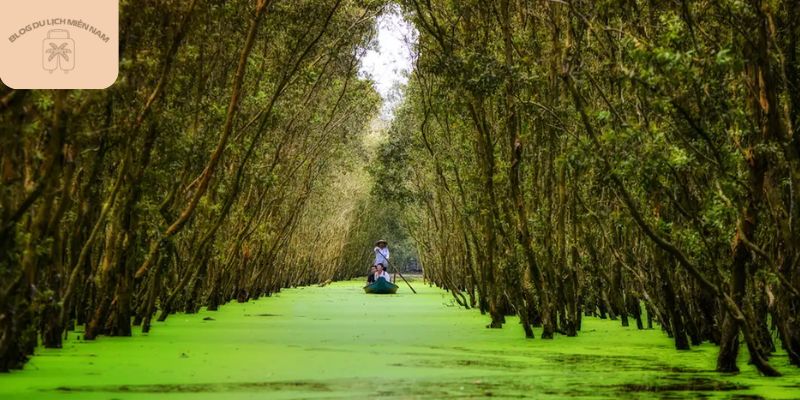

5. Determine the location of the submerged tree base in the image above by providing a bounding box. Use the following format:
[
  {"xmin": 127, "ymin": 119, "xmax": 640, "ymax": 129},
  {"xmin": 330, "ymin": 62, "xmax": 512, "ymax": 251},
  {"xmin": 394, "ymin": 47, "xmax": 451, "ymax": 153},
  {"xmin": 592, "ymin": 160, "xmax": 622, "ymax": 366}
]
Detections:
[{"xmin": 0, "ymin": 280, "xmax": 798, "ymax": 399}]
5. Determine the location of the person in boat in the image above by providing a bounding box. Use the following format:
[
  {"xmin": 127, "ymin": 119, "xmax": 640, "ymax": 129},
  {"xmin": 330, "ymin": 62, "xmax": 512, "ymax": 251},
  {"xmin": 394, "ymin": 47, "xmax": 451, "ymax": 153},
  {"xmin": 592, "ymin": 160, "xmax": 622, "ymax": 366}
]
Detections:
[
  {"xmin": 374, "ymin": 239, "xmax": 390, "ymax": 270},
  {"xmin": 375, "ymin": 263, "xmax": 391, "ymax": 282},
  {"xmin": 367, "ymin": 265, "xmax": 377, "ymax": 284}
]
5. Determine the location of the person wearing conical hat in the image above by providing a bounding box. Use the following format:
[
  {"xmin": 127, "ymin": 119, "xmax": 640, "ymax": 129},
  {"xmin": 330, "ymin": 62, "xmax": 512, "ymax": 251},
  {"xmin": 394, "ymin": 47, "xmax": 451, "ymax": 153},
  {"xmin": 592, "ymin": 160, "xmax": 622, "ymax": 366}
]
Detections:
[{"xmin": 374, "ymin": 239, "xmax": 390, "ymax": 272}]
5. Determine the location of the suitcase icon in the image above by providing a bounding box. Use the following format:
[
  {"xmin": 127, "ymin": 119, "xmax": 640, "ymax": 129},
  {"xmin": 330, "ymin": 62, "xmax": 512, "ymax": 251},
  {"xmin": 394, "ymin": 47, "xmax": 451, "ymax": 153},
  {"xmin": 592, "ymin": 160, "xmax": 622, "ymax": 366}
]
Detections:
[{"xmin": 43, "ymin": 29, "xmax": 75, "ymax": 73}]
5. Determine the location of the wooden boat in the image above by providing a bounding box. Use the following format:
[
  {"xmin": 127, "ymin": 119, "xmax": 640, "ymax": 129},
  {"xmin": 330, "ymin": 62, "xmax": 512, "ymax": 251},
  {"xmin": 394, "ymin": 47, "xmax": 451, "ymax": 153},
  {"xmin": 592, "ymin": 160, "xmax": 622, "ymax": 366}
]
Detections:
[{"xmin": 364, "ymin": 277, "xmax": 398, "ymax": 294}]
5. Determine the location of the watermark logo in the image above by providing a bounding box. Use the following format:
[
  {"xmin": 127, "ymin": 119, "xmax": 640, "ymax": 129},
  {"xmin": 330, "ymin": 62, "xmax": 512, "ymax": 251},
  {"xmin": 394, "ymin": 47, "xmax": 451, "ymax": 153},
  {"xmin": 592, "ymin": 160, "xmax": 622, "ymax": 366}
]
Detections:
[
  {"xmin": 43, "ymin": 29, "xmax": 75, "ymax": 73},
  {"xmin": 0, "ymin": 1, "xmax": 118, "ymax": 89}
]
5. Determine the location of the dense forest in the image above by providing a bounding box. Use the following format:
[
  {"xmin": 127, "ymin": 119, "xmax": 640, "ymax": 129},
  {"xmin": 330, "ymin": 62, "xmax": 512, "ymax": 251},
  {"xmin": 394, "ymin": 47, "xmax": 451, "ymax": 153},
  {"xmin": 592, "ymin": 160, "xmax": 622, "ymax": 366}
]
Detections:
[
  {"xmin": 2, "ymin": 0, "xmax": 799, "ymax": 381},
  {"xmin": 1, "ymin": 0, "xmax": 388, "ymax": 371},
  {"xmin": 380, "ymin": 0, "xmax": 800, "ymax": 377}
]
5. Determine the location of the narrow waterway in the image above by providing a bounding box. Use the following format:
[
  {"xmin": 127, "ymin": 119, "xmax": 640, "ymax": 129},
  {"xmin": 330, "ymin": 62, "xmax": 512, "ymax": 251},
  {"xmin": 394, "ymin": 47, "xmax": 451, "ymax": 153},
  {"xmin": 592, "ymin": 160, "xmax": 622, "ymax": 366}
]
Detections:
[{"xmin": 1, "ymin": 280, "xmax": 798, "ymax": 399}]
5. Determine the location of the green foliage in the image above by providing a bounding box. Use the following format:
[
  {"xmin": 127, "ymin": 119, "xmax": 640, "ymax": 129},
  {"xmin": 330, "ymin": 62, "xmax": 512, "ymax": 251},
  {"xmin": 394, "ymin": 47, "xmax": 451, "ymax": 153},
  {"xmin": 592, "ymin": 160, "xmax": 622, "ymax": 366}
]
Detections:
[{"xmin": 388, "ymin": 0, "xmax": 800, "ymax": 376}]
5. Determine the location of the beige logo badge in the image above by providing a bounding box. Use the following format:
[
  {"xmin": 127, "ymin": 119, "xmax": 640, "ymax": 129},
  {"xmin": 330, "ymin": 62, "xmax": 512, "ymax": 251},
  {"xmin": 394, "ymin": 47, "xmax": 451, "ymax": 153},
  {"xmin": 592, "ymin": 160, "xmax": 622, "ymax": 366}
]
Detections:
[{"xmin": 0, "ymin": 1, "xmax": 118, "ymax": 89}]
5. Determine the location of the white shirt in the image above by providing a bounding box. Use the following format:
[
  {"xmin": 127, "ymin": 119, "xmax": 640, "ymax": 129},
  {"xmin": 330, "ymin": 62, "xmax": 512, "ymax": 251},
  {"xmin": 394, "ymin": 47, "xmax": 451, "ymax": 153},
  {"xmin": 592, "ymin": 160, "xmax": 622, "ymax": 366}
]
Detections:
[
  {"xmin": 377, "ymin": 271, "xmax": 391, "ymax": 282},
  {"xmin": 374, "ymin": 246, "xmax": 390, "ymax": 267}
]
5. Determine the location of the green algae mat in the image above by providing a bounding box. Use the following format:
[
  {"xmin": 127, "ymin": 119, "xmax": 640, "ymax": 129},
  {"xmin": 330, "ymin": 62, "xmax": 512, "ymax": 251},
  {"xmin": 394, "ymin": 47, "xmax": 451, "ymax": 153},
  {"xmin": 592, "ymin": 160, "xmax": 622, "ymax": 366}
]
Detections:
[{"xmin": 1, "ymin": 280, "xmax": 798, "ymax": 399}]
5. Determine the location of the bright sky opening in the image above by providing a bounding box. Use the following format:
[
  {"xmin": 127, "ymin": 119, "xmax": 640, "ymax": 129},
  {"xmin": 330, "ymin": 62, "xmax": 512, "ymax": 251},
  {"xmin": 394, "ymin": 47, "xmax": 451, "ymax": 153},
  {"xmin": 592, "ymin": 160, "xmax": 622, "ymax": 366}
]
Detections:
[{"xmin": 358, "ymin": 5, "xmax": 417, "ymax": 120}]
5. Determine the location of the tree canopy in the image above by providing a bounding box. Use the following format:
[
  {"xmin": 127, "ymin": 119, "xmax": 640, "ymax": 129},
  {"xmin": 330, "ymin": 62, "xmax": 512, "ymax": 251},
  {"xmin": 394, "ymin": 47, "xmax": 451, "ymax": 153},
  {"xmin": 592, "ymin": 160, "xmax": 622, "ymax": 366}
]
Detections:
[{"xmin": 377, "ymin": 0, "xmax": 800, "ymax": 376}]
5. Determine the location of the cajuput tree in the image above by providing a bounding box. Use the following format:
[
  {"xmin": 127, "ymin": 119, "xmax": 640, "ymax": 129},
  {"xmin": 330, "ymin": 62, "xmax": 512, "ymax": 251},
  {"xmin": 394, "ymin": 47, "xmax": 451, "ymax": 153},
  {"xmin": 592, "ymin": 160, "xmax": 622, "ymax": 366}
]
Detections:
[
  {"xmin": 382, "ymin": 0, "xmax": 799, "ymax": 376},
  {"xmin": 0, "ymin": 0, "xmax": 384, "ymax": 371}
]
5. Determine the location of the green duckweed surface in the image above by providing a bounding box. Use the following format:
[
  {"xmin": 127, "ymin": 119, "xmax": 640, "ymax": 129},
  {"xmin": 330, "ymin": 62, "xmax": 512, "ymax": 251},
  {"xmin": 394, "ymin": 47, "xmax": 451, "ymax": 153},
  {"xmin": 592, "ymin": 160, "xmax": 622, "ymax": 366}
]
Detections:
[{"xmin": 1, "ymin": 279, "xmax": 798, "ymax": 399}]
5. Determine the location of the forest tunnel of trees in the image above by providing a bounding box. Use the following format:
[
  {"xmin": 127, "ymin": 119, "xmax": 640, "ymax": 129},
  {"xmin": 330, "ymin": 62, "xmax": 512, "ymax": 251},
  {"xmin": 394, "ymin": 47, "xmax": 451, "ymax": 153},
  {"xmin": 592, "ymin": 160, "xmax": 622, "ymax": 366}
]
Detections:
[{"xmin": 1, "ymin": 0, "xmax": 799, "ymax": 380}]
